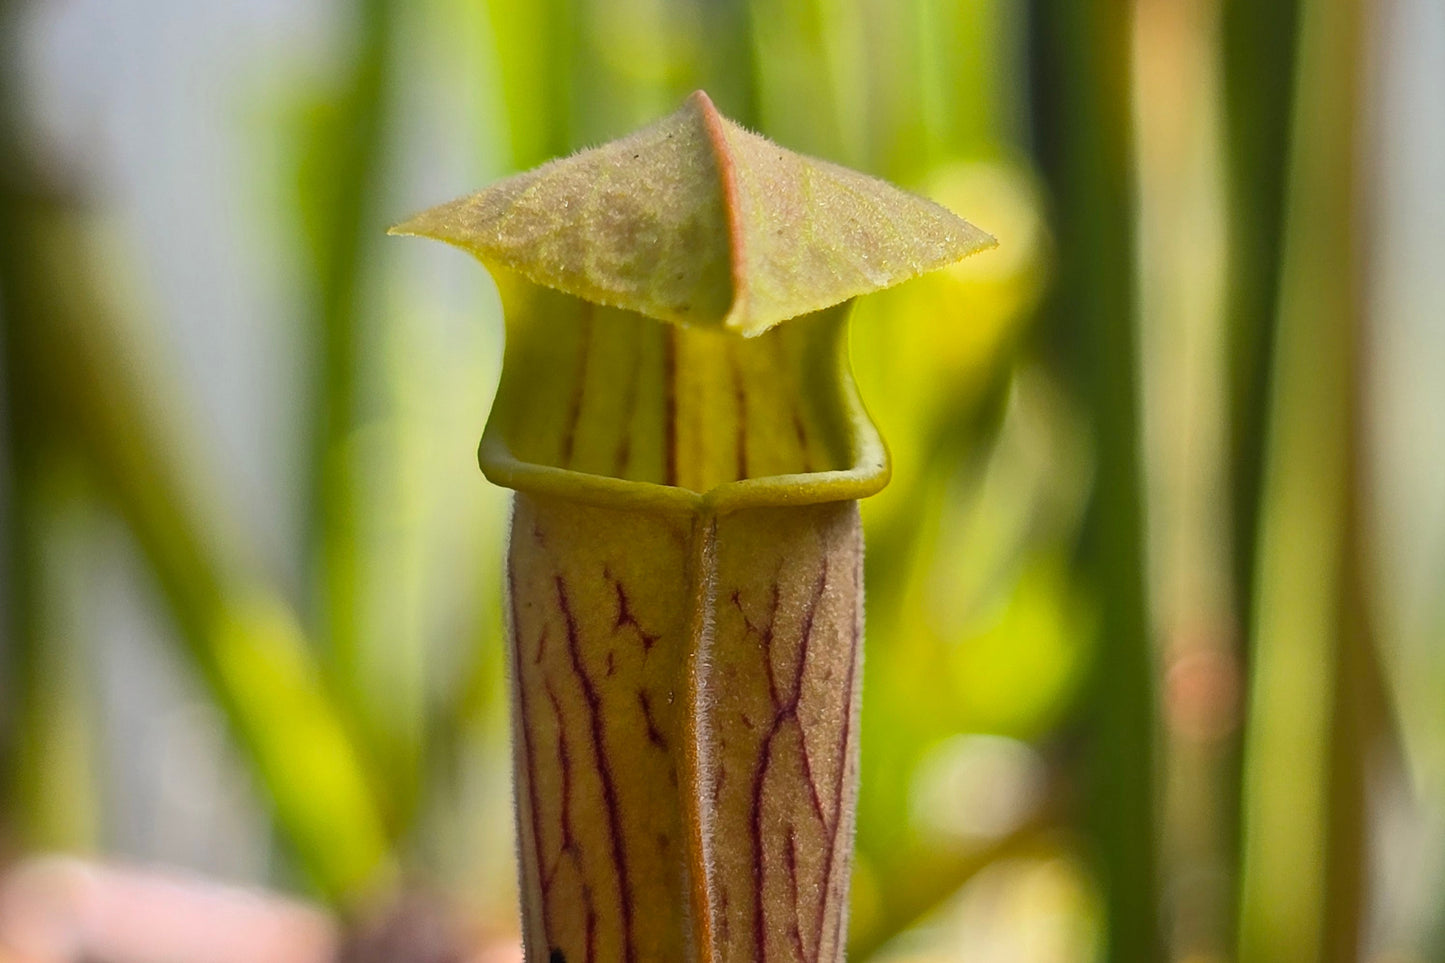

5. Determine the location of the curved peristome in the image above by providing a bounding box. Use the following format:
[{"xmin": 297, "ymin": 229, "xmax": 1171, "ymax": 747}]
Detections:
[{"xmin": 478, "ymin": 269, "xmax": 888, "ymax": 514}]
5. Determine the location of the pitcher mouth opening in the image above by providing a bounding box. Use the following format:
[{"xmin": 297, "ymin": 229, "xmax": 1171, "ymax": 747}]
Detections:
[
  {"xmin": 477, "ymin": 322, "xmax": 889, "ymax": 516},
  {"xmin": 478, "ymin": 276, "xmax": 889, "ymax": 517}
]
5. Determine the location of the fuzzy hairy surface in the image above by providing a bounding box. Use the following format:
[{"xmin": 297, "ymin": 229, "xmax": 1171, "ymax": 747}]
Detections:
[
  {"xmin": 508, "ymin": 495, "xmax": 862, "ymax": 963},
  {"xmin": 393, "ymin": 92, "xmax": 994, "ymax": 336}
]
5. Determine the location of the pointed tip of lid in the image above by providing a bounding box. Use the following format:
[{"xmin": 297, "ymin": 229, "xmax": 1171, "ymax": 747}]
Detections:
[
  {"xmin": 686, "ymin": 88, "xmax": 718, "ymax": 113},
  {"xmin": 386, "ymin": 215, "xmax": 427, "ymax": 238}
]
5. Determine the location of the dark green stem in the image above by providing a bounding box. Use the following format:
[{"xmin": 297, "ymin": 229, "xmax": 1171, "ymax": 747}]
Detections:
[
  {"xmin": 1221, "ymin": 0, "xmax": 1302, "ymax": 643},
  {"xmin": 1235, "ymin": 0, "xmax": 1369, "ymax": 956},
  {"xmin": 1217, "ymin": 0, "xmax": 1304, "ymax": 949},
  {"xmin": 1027, "ymin": 2, "xmax": 1160, "ymax": 959},
  {"xmin": 0, "ymin": 0, "xmax": 72, "ymax": 844}
]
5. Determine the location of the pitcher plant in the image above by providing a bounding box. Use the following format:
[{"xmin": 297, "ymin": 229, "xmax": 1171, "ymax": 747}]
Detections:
[{"xmin": 393, "ymin": 90, "xmax": 993, "ymax": 963}]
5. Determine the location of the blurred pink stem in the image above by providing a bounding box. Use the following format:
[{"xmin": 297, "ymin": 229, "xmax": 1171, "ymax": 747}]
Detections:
[{"xmin": 0, "ymin": 859, "xmax": 336, "ymax": 963}]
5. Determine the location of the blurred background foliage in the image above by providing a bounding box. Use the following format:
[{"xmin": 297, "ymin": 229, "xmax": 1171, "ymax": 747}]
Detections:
[{"xmin": 0, "ymin": 0, "xmax": 1442, "ymax": 960}]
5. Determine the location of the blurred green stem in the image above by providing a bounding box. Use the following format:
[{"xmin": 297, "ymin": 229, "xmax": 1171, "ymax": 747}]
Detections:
[
  {"xmin": 1218, "ymin": 0, "xmax": 1303, "ymax": 948},
  {"xmin": 0, "ymin": 0, "xmax": 91, "ymax": 851},
  {"xmin": 1221, "ymin": 0, "xmax": 1302, "ymax": 646},
  {"xmin": 0, "ymin": 242, "xmax": 97, "ymax": 851},
  {"xmin": 1027, "ymin": 1, "xmax": 1160, "ymax": 959},
  {"xmin": 691, "ymin": 0, "xmax": 759, "ymax": 128},
  {"xmin": 306, "ymin": 0, "xmax": 403, "ymax": 807},
  {"xmin": 483, "ymin": 0, "xmax": 578, "ymax": 166},
  {"xmin": 747, "ymin": 0, "xmax": 849, "ymax": 161},
  {"xmin": 1235, "ymin": 0, "xmax": 1368, "ymax": 957}
]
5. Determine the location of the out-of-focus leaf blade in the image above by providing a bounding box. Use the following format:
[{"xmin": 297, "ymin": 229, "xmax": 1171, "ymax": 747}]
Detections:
[{"xmin": 0, "ymin": 199, "xmax": 393, "ymax": 903}]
